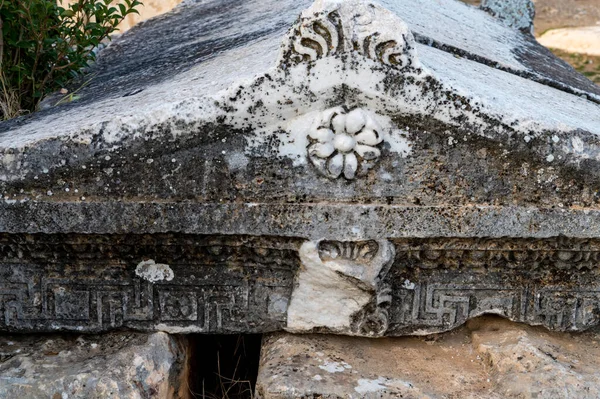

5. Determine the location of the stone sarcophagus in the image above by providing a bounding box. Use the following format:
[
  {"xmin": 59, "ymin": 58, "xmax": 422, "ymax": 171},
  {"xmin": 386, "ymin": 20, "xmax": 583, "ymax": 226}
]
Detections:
[{"xmin": 1, "ymin": 0, "xmax": 600, "ymax": 337}]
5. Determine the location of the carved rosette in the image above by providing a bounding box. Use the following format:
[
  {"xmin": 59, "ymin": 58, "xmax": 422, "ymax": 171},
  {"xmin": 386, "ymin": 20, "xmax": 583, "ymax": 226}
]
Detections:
[{"xmin": 308, "ymin": 107, "xmax": 384, "ymax": 180}]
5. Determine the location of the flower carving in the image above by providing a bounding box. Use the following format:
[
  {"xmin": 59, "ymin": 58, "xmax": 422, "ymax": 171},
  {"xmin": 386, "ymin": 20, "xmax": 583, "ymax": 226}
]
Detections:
[{"xmin": 307, "ymin": 107, "xmax": 384, "ymax": 180}]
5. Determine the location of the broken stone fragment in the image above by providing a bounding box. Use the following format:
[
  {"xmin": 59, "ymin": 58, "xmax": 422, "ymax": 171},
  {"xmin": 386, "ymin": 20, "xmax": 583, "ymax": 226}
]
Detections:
[
  {"xmin": 0, "ymin": 332, "xmax": 190, "ymax": 399},
  {"xmin": 481, "ymin": 0, "xmax": 535, "ymax": 33},
  {"xmin": 256, "ymin": 316, "xmax": 600, "ymax": 399}
]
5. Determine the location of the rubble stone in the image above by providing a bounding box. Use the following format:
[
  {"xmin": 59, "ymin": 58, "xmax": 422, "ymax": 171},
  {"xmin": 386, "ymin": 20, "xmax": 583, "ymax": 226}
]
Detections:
[
  {"xmin": 0, "ymin": 332, "xmax": 190, "ymax": 399},
  {"xmin": 256, "ymin": 316, "xmax": 600, "ymax": 399}
]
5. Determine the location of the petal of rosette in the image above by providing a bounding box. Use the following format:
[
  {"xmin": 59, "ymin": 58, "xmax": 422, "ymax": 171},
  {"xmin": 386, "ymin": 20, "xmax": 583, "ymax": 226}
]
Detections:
[
  {"xmin": 364, "ymin": 114, "xmax": 383, "ymax": 135},
  {"xmin": 355, "ymin": 129, "xmax": 382, "ymax": 146},
  {"xmin": 344, "ymin": 152, "xmax": 358, "ymax": 179},
  {"xmin": 308, "ymin": 127, "xmax": 334, "ymax": 143},
  {"xmin": 309, "ymin": 154, "xmax": 328, "ymax": 176},
  {"xmin": 308, "ymin": 142, "xmax": 335, "ymax": 158},
  {"xmin": 327, "ymin": 152, "xmax": 344, "ymax": 178},
  {"xmin": 331, "ymin": 113, "xmax": 347, "ymax": 135},
  {"xmin": 345, "ymin": 109, "xmax": 366, "ymax": 134},
  {"xmin": 355, "ymin": 144, "xmax": 381, "ymax": 160},
  {"xmin": 319, "ymin": 106, "xmax": 345, "ymax": 128}
]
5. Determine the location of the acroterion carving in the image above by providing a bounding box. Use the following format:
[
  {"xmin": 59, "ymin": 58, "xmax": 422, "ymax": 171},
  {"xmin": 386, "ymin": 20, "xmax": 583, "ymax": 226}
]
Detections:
[{"xmin": 280, "ymin": 0, "xmax": 419, "ymax": 69}]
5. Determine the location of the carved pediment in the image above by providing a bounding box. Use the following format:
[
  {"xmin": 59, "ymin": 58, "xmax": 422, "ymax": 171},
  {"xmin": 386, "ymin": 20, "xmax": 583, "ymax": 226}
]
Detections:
[{"xmin": 1, "ymin": 0, "xmax": 600, "ymax": 339}]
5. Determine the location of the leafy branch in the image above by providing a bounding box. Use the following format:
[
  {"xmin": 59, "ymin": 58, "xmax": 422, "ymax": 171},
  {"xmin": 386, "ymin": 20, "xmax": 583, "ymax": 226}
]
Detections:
[{"xmin": 0, "ymin": 0, "xmax": 142, "ymax": 120}]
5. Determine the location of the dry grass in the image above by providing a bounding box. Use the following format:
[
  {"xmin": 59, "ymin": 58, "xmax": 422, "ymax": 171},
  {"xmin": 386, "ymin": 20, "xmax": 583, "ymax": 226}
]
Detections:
[
  {"xmin": 550, "ymin": 48, "xmax": 600, "ymax": 85},
  {"xmin": 188, "ymin": 336, "xmax": 259, "ymax": 399},
  {"xmin": 0, "ymin": 71, "xmax": 27, "ymax": 120}
]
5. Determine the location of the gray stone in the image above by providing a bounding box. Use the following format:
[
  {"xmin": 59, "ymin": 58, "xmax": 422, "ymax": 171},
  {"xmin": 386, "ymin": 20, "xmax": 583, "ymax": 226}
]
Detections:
[
  {"xmin": 481, "ymin": 0, "xmax": 536, "ymax": 33},
  {"xmin": 0, "ymin": 332, "xmax": 190, "ymax": 399},
  {"xmin": 0, "ymin": 0, "xmax": 600, "ymax": 336},
  {"xmin": 256, "ymin": 316, "xmax": 600, "ymax": 399}
]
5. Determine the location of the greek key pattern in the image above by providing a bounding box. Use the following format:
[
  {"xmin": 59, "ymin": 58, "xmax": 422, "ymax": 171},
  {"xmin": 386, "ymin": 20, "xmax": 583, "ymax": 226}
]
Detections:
[
  {"xmin": 386, "ymin": 237, "xmax": 600, "ymax": 333},
  {"xmin": 0, "ymin": 234, "xmax": 300, "ymax": 333},
  {"xmin": 388, "ymin": 283, "xmax": 600, "ymax": 333}
]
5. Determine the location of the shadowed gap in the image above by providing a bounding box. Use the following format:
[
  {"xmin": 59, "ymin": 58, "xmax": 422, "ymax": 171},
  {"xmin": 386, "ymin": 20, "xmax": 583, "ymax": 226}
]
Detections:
[{"xmin": 188, "ymin": 334, "xmax": 262, "ymax": 399}]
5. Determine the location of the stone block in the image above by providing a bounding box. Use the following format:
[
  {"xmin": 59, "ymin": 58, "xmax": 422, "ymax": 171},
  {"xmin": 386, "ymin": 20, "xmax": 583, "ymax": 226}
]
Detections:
[
  {"xmin": 256, "ymin": 316, "xmax": 600, "ymax": 398},
  {"xmin": 0, "ymin": 332, "xmax": 190, "ymax": 399}
]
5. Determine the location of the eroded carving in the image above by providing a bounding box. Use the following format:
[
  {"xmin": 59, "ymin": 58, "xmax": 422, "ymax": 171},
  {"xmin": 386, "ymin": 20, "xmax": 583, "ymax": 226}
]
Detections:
[
  {"xmin": 394, "ymin": 237, "xmax": 600, "ymax": 271},
  {"xmin": 287, "ymin": 239, "xmax": 394, "ymax": 337},
  {"xmin": 308, "ymin": 107, "xmax": 384, "ymax": 180},
  {"xmin": 280, "ymin": 1, "xmax": 419, "ymax": 69},
  {"xmin": 290, "ymin": 11, "xmax": 342, "ymax": 63},
  {"xmin": 319, "ymin": 240, "xmax": 379, "ymax": 262},
  {"xmin": 0, "ymin": 234, "xmax": 300, "ymax": 333}
]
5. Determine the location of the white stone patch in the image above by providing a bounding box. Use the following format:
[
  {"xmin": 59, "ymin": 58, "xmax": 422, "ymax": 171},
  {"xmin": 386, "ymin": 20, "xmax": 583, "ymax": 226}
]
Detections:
[
  {"xmin": 355, "ymin": 377, "xmax": 389, "ymax": 394},
  {"xmin": 318, "ymin": 361, "xmax": 352, "ymax": 373},
  {"xmin": 225, "ymin": 151, "xmax": 249, "ymax": 171},
  {"xmin": 135, "ymin": 260, "xmax": 174, "ymax": 283},
  {"xmin": 572, "ymin": 137, "xmax": 584, "ymax": 153},
  {"xmin": 286, "ymin": 240, "xmax": 394, "ymax": 333},
  {"xmin": 155, "ymin": 324, "xmax": 204, "ymax": 334},
  {"xmin": 355, "ymin": 377, "xmax": 415, "ymax": 395}
]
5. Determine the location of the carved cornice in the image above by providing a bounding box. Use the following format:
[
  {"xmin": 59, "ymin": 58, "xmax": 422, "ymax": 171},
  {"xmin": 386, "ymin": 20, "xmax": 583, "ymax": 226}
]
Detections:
[{"xmin": 393, "ymin": 237, "xmax": 600, "ymax": 271}]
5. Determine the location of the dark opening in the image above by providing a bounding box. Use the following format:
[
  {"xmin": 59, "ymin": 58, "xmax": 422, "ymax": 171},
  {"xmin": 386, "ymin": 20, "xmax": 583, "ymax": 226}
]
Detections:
[{"xmin": 188, "ymin": 334, "xmax": 263, "ymax": 399}]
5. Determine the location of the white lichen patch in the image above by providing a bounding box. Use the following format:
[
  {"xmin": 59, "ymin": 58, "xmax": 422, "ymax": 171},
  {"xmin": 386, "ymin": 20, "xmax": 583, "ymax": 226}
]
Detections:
[
  {"xmin": 318, "ymin": 360, "xmax": 352, "ymax": 373},
  {"xmin": 135, "ymin": 260, "xmax": 174, "ymax": 283},
  {"xmin": 355, "ymin": 377, "xmax": 416, "ymax": 395}
]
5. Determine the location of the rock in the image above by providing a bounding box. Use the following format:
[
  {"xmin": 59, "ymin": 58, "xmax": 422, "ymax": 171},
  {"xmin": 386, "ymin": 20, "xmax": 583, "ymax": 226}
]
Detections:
[
  {"xmin": 1, "ymin": 0, "xmax": 600, "ymax": 337},
  {"xmin": 481, "ymin": 0, "xmax": 536, "ymax": 33},
  {"xmin": 256, "ymin": 316, "xmax": 600, "ymax": 399},
  {"xmin": 0, "ymin": 332, "xmax": 190, "ymax": 399}
]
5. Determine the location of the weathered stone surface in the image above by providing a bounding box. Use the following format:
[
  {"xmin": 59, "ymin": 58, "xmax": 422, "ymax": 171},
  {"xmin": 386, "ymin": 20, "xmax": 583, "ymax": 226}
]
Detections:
[
  {"xmin": 481, "ymin": 0, "xmax": 535, "ymax": 33},
  {"xmin": 0, "ymin": 332, "xmax": 190, "ymax": 398},
  {"xmin": 1, "ymin": 0, "xmax": 600, "ymax": 336},
  {"xmin": 0, "ymin": 234, "xmax": 298, "ymax": 333},
  {"xmin": 256, "ymin": 316, "xmax": 600, "ymax": 399}
]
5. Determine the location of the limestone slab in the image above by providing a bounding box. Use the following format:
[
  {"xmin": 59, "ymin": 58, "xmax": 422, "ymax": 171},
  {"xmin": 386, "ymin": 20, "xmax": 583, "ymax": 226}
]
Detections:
[
  {"xmin": 256, "ymin": 317, "xmax": 600, "ymax": 399},
  {"xmin": 0, "ymin": 332, "xmax": 190, "ymax": 399}
]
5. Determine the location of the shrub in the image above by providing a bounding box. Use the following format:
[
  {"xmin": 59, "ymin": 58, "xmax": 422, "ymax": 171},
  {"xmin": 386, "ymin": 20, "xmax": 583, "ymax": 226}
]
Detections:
[{"xmin": 0, "ymin": 0, "xmax": 141, "ymax": 120}]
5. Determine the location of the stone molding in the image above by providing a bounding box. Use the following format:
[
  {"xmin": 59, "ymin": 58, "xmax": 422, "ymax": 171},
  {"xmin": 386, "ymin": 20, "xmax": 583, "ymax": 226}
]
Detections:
[{"xmin": 3, "ymin": 234, "xmax": 600, "ymax": 335}]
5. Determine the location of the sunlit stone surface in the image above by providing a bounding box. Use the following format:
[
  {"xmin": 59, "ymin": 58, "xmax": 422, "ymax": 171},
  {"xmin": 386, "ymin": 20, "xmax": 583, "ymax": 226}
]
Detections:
[{"xmin": 1, "ymin": 0, "xmax": 600, "ymax": 336}]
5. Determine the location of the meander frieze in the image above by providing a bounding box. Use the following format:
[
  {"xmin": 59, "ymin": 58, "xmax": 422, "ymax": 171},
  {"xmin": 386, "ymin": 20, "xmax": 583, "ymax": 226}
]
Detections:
[{"xmin": 3, "ymin": 234, "xmax": 600, "ymax": 335}]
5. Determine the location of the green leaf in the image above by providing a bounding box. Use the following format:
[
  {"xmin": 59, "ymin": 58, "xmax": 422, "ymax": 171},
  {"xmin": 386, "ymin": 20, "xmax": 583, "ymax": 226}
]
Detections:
[{"xmin": 60, "ymin": 9, "xmax": 75, "ymax": 17}]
